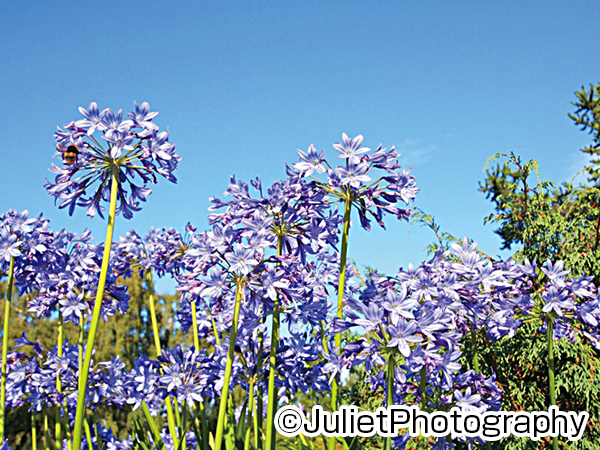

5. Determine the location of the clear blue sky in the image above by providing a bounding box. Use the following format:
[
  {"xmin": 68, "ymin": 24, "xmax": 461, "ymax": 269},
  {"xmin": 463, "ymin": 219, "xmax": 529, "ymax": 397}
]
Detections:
[{"xmin": 1, "ymin": 1, "xmax": 599, "ymax": 290}]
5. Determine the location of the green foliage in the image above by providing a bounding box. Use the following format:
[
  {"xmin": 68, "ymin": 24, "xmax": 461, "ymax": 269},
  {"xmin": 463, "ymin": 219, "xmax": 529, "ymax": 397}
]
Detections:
[
  {"xmin": 476, "ymin": 82, "xmax": 600, "ymax": 449},
  {"xmin": 480, "ymin": 82, "xmax": 600, "ymax": 281},
  {"xmin": 569, "ymin": 83, "xmax": 600, "ymax": 183},
  {"xmin": 411, "ymin": 209, "xmax": 462, "ymax": 255},
  {"xmin": 480, "ymin": 151, "xmax": 600, "ymax": 279},
  {"xmin": 478, "ymin": 323, "xmax": 600, "ymax": 450}
]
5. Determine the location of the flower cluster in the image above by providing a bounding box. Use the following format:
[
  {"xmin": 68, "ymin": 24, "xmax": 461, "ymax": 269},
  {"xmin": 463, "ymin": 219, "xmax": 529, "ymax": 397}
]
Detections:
[
  {"xmin": 294, "ymin": 133, "xmax": 419, "ymax": 230},
  {"xmin": 45, "ymin": 102, "xmax": 180, "ymax": 218},
  {"xmin": 26, "ymin": 227, "xmax": 129, "ymax": 325}
]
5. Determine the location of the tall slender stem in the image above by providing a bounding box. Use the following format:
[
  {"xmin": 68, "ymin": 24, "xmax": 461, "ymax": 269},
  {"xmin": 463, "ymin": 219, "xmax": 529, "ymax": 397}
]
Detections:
[
  {"xmin": 329, "ymin": 196, "xmax": 352, "ymax": 450},
  {"xmin": 547, "ymin": 319, "xmax": 559, "ymax": 450},
  {"xmin": 190, "ymin": 296, "xmax": 209, "ymax": 450},
  {"xmin": 55, "ymin": 314, "xmax": 64, "ymax": 449},
  {"xmin": 180, "ymin": 406, "xmax": 187, "ymax": 450},
  {"xmin": 83, "ymin": 419, "xmax": 93, "ymax": 450},
  {"xmin": 191, "ymin": 300, "xmax": 201, "ymax": 351},
  {"xmin": 244, "ymin": 381, "xmax": 256, "ymax": 450},
  {"xmin": 0, "ymin": 256, "xmax": 15, "ymax": 441},
  {"xmin": 145, "ymin": 270, "xmax": 162, "ymax": 358},
  {"xmin": 77, "ymin": 320, "xmax": 84, "ymax": 391},
  {"xmin": 214, "ymin": 278, "xmax": 245, "ymax": 450},
  {"xmin": 385, "ymin": 354, "xmax": 395, "ymax": 450},
  {"xmin": 31, "ymin": 412, "xmax": 38, "ymax": 450},
  {"xmin": 417, "ymin": 365, "xmax": 428, "ymax": 449},
  {"xmin": 253, "ymin": 392, "xmax": 260, "ymax": 450},
  {"xmin": 71, "ymin": 169, "xmax": 119, "ymax": 450},
  {"xmin": 145, "ymin": 269, "xmax": 180, "ymax": 449},
  {"xmin": 197, "ymin": 401, "xmax": 209, "ymax": 449},
  {"xmin": 265, "ymin": 235, "xmax": 284, "ymax": 450},
  {"xmin": 44, "ymin": 411, "xmax": 51, "ymax": 450},
  {"xmin": 255, "ymin": 324, "xmax": 264, "ymax": 450},
  {"xmin": 471, "ymin": 324, "xmax": 479, "ymax": 373}
]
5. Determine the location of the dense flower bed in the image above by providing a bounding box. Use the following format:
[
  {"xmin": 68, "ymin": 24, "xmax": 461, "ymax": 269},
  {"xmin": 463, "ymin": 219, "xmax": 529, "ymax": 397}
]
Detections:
[{"xmin": 0, "ymin": 103, "xmax": 597, "ymax": 449}]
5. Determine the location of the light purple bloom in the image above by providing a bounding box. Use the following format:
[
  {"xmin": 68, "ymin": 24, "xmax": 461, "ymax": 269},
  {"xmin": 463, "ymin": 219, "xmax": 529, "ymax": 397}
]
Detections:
[
  {"xmin": 387, "ymin": 319, "xmax": 422, "ymax": 357},
  {"xmin": 333, "ymin": 133, "xmax": 370, "ymax": 164},
  {"xmin": 335, "ymin": 162, "xmax": 371, "ymax": 188},
  {"xmin": 542, "ymin": 286, "xmax": 575, "ymax": 316},
  {"xmin": 294, "ymin": 144, "xmax": 326, "ymax": 176},
  {"xmin": 0, "ymin": 229, "xmax": 22, "ymax": 261}
]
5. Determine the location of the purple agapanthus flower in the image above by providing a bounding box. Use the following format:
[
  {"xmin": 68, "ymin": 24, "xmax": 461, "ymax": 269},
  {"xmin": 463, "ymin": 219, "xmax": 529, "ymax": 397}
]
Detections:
[
  {"xmin": 294, "ymin": 144, "xmax": 326, "ymax": 176},
  {"xmin": 293, "ymin": 133, "xmax": 419, "ymax": 231},
  {"xmin": 333, "ymin": 133, "xmax": 370, "ymax": 164},
  {"xmin": 59, "ymin": 291, "xmax": 89, "ymax": 326},
  {"xmin": 0, "ymin": 229, "xmax": 22, "ymax": 262},
  {"xmin": 335, "ymin": 162, "xmax": 371, "ymax": 188},
  {"xmin": 542, "ymin": 286, "xmax": 575, "ymax": 316},
  {"xmin": 387, "ymin": 319, "xmax": 422, "ymax": 357},
  {"xmin": 45, "ymin": 101, "xmax": 180, "ymax": 219},
  {"xmin": 454, "ymin": 387, "xmax": 482, "ymax": 412}
]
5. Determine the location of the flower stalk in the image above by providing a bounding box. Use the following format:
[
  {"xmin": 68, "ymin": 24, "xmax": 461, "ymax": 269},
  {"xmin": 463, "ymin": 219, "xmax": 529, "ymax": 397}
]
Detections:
[
  {"xmin": 31, "ymin": 412, "xmax": 37, "ymax": 450},
  {"xmin": 329, "ymin": 195, "xmax": 352, "ymax": 450},
  {"xmin": 72, "ymin": 167, "xmax": 119, "ymax": 450},
  {"xmin": 145, "ymin": 269, "xmax": 180, "ymax": 449},
  {"xmin": 244, "ymin": 380, "xmax": 256, "ymax": 450},
  {"xmin": 214, "ymin": 276, "xmax": 245, "ymax": 450},
  {"xmin": 385, "ymin": 354, "xmax": 395, "ymax": 450},
  {"xmin": 44, "ymin": 411, "xmax": 52, "ymax": 450},
  {"xmin": 265, "ymin": 234, "xmax": 284, "ymax": 450},
  {"xmin": 0, "ymin": 256, "xmax": 15, "ymax": 442},
  {"xmin": 547, "ymin": 318, "xmax": 559, "ymax": 450},
  {"xmin": 56, "ymin": 314, "xmax": 64, "ymax": 449},
  {"xmin": 471, "ymin": 324, "xmax": 480, "ymax": 373},
  {"xmin": 417, "ymin": 365, "xmax": 428, "ymax": 449}
]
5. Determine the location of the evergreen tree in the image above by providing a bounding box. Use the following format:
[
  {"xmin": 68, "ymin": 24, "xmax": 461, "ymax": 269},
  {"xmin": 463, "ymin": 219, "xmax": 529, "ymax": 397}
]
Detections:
[{"xmin": 478, "ymin": 82, "xmax": 600, "ymax": 449}]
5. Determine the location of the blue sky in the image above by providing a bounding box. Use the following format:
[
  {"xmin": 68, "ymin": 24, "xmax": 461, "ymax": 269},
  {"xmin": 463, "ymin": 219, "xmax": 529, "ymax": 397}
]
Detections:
[{"xmin": 1, "ymin": 1, "xmax": 599, "ymax": 290}]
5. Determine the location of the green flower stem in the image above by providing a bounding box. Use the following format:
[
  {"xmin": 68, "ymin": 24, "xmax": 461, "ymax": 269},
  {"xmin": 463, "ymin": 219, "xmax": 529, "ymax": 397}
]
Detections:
[
  {"xmin": 144, "ymin": 269, "xmax": 180, "ymax": 449},
  {"xmin": 211, "ymin": 317, "xmax": 221, "ymax": 345},
  {"xmin": 83, "ymin": 419, "xmax": 93, "ymax": 450},
  {"xmin": 197, "ymin": 401, "xmax": 209, "ymax": 449},
  {"xmin": 214, "ymin": 277, "xmax": 245, "ymax": 450},
  {"xmin": 244, "ymin": 381, "xmax": 255, "ymax": 450},
  {"xmin": 191, "ymin": 300, "xmax": 201, "ymax": 350},
  {"xmin": 72, "ymin": 169, "xmax": 118, "ymax": 450},
  {"xmin": 547, "ymin": 319, "xmax": 559, "ymax": 450},
  {"xmin": 255, "ymin": 326, "xmax": 264, "ymax": 450},
  {"xmin": 78, "ymin": 321, "xmax": 83, "ymax": 390},
  {"xmin": 0, "ymin": 256, "xmax": 15, "ymax": 441},
  {"xmin": 180, "ymin": 407, "xmax": 187, "ymax": 450},
  {"xmin": 55, "ymin": 314, "xmax": 64, "ymax": 450},
  {"xmin": 145, "ymin": 270, "xmax": 162, "ymax": 358},
  {"xmin": 329, "ymin": 196, "xmax": 352, "ymax": 450},
  {"xmin": 471, "ymin": 324, "xmax": 480, "ymax": 373},
  {"xmin": 32, "ymin": 412, "xmax": 37, "ymax": 450},
  {"xmin": 265, "ymin": 235, "xmax": 284, "ymax": 450},
  {"xmin": 385, "ymin": 354, "xmax": 395, "ymax": 450},
  {"xmin": 417, "ymin": 365, "xmax": 428, "ymax": 449},
  {"xmin": 74, "ymin": 321, "xmax": 94, "ymax": 450},
  {"xmin": 44, "ymin": 411, "xmax": 51, "ymax": 450},
  {"xmin": 253, "ymin": 393, "xmax": 260, "ymax": 450},
  {"xmin": 189, "ymin": 300, "xmax": 208, "ymax": 450}
]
